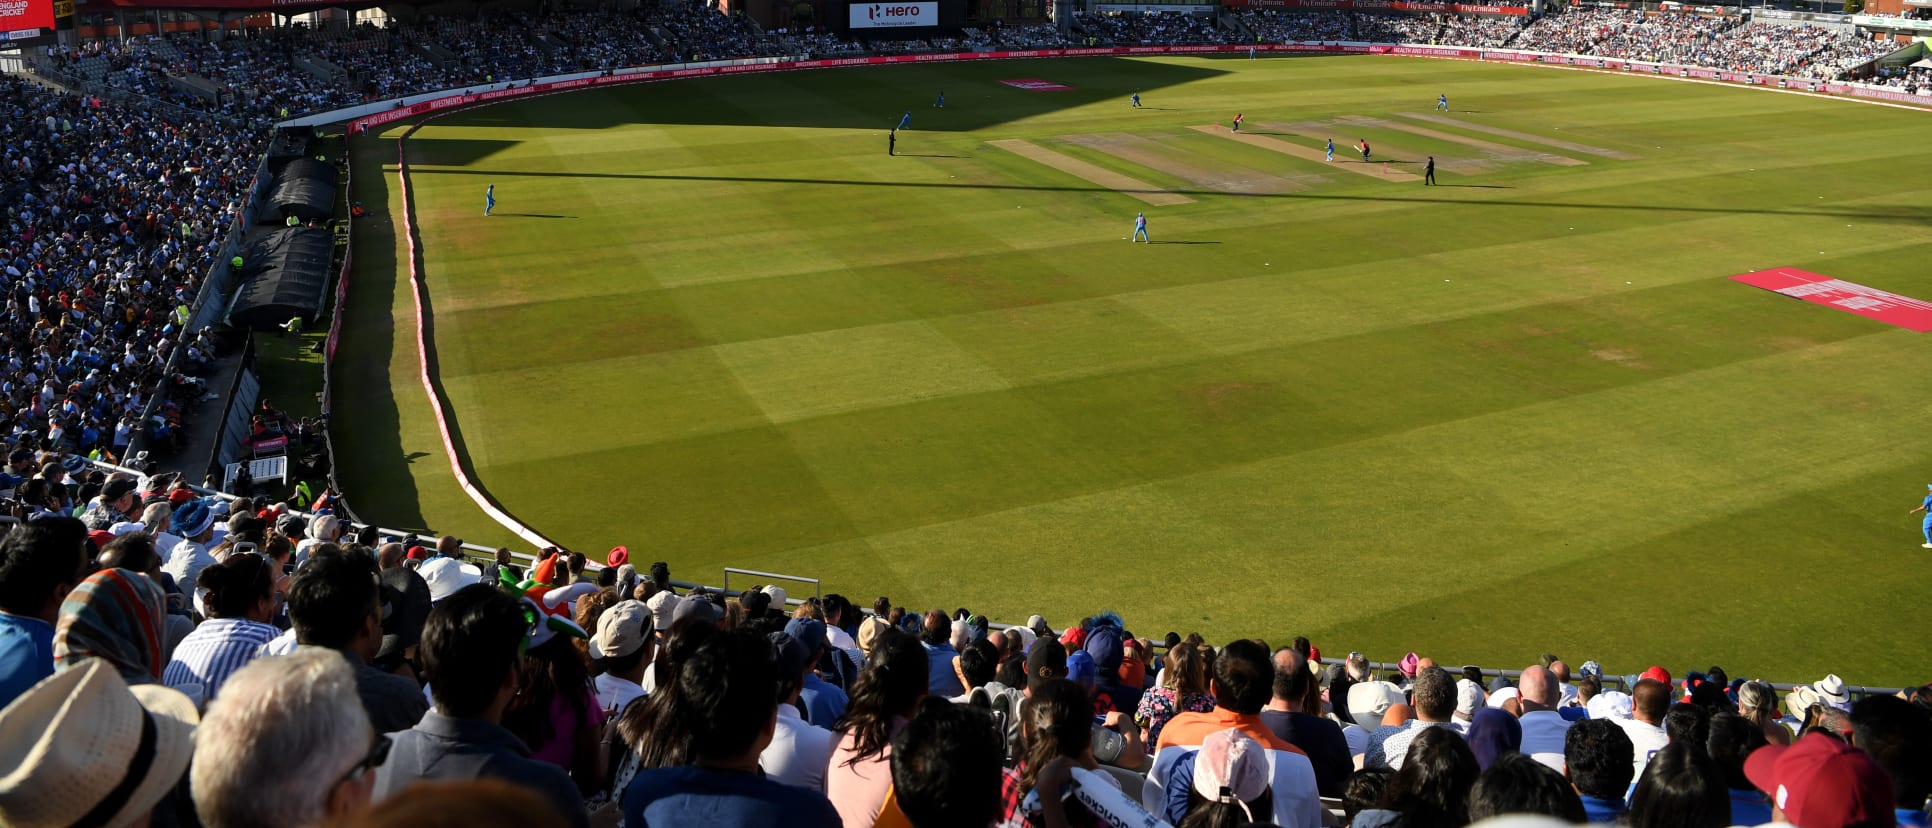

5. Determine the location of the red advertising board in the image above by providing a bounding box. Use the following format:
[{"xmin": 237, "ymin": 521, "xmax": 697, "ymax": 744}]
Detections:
[
  {"xmin": 1730, "ymin": 268, "xmax": 1932, "ymax": 332},
  {"xmin": 1, "ymin": 0, "xmax": 55, "ymax": 42}
]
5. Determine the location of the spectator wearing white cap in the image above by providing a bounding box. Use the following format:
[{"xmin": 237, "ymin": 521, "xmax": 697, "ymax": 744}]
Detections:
[
  {"xmin": 190, "ymin": 648, "xmax": 380, "ymax": 827},
  {"xmin": 759, "ymin": 629, "xmax": 839, "ymax": 791},
  {"xmin": 0, "ymin": 658, "xmax": 199, "ymax": 828},
  {"xmin": 417, "ymin": 549, "xmax": 483, "ymax": 604},
  {"xmin": 638, "ymin": 590, "xmax": 681, "ymax": 695},
  {"xmin": 590, "ymin": 600, "xmax": 651, "ymax": 717}
]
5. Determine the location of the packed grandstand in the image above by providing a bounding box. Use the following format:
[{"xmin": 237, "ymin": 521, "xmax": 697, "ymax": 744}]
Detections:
[{"xmin": 2, "ymin": 4, "xmax": 1930, "ymax": 828}]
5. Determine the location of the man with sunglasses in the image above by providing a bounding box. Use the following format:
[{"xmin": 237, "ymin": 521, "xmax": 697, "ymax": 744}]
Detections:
[
  {"xmin": 372, "ymin": 585, "xmax": 590, "ymax": 828},
  {"xmin": 192, "ymin": 648, "xmax": 382, "ymax": 827}
]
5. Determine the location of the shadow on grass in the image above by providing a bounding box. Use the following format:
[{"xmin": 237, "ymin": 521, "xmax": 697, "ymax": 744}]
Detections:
[
  {"xmin": 414, "ymin": 167, "xmax": 1932, "ymax": 224},
  {"xmin": 430, "ymin": 56, "xmax": 1234, "ymax": 133},
  {"xmin": 495, "ymin": 212, "xmax": 577, "ymax": 218},
  {"xmin": 1148, "ymin": 240, "xmax": 1222, "ymax": 245},
  {"xmin": 330, "ymin": 135, "xmax": 429, "ymax": 532}
]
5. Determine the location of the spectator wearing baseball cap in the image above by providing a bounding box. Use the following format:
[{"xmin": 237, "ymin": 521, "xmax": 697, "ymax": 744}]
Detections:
[
  {"xmin": 0, "ymin": 658, "xmax": 200, "ymax": 828},
  {"xmin": 785, "ymin": 617, "xmax": 847, "ymax": 729},
  {"xmin": 1747, "ymin": 730, "xmax": 1896, "ymax": 828},
  {"xmin": 759, "ymin": 630, "xmax": 838, "ymax": 791},
  {"xmin": 80, "ymin": 477, "xmax": 138, "ymax": 530},
  {"xmin": 590, "ymin": 600, "xmax": 651, "ymax": 717},
  {"xmin": 0, "ymin": 520, "xmax": 92, "ymax": 708}
]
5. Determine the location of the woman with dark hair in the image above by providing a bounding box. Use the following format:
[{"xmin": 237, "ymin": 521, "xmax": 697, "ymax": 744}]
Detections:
[
  {"xmin": 617, "ymin": 616, "xmax": 719, "ymax": 771},
  {"xmin": 1467, "ymin": 752, "xmax": 1585, "ymax": 823},
  {"xmin": 502, "ymin": 629, "xmax": 604, "ymax": 793},
  {"xmin": 827, "ymin": 627, "xmax": 928, "ymax": 827},
  {"xmin": 1628, "ymin": 743, "xmax": 1730, "ymax": 828},
  {"xmin": 1136, "ymin": 641, "xmax": 1214, "ymax": 745},
  {"xmin": 1021, "ymin": 678, "xmax": 1114, "ymax": 828},
  {"xmin": 161, "ymin": 552, "xmax": 280, "ymax": 699},
  {"xmin": 1353, "ymin": 727, "xmax": 1479, "ymax": 828},
  {"xmin": 1705, "ymin": 711, "xmax": 1772, "ymax": 826}
]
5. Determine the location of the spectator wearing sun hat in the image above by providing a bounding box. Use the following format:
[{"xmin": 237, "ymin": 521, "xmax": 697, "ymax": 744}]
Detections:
[
  {"xmin": 1746, "ymin": 731, "xmax": 1897, "ymax": 828},
  {"xmin": 0, "ymin": 658, "xmax": 200, "ymax": 828},
  {"xmin": 160, "ymin": 498, "xmax": 219, "ymax": 595},
  {"xmin": 1811, "ymin": 674, "xmax": 1853, "ymax": 713},
  {"xmin": 590, "ymin": 600, "xmax": 651, "ymax": 716}
]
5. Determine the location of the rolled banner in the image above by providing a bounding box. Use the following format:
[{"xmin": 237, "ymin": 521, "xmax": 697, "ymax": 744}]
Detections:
[{"xmin": 1070, "ymin": 767, "xmax": 1169, "ymax": 828}]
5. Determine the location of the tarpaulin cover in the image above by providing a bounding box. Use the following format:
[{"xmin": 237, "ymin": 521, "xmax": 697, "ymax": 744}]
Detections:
[
  {"xmin": 227, "ymin": 227, "xmax": 333, "ymax": 329},
  {"xmin": 261, "ymin": 157, "xmax": 335, "ymax": 224}
]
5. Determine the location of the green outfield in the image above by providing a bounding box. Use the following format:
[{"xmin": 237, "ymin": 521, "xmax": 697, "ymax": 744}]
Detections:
[{"xmin": 338, "ymin": 55, "xmax": 1932, "ymax": 686}]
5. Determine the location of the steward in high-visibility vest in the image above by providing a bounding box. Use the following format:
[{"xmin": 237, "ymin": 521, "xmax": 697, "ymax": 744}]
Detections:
[{"xmin": 292, "ymin": 480, "xmax": 315, "ymax": 509}]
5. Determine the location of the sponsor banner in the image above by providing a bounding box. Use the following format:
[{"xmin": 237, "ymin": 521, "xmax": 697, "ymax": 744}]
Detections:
[
  {"xmin": 1392, "ymin": 45, "xmax": 1472, "ymax": 57},
  {"xmin": 1852, "ymin": 13, "xmax": 1932, "ymax": 32},
  {"xmin": 849, "ymin": 1, "xmax": 937, "ymax": 29},
  {"xmin": 1730, "ymin": 268, "xmax": 1932, "ymax": 332},
  {"xmin": 1755, "ymin": 8, "xmax": 1848, "ymax": 22},
  {"xmin": 1843, "ymin": 84, "xmax": 1932, "ymax": 103},
  {"xmin": 1223, "ymin": 0, "xmax": 1527, "ymax": 13},
  {"xmin": 1097, "ymin": 3, "xmax": 1217, "ymax": 10}
]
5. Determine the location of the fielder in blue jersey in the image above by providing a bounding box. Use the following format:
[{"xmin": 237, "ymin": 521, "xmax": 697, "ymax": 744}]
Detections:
[
  {"xmin": 1325, "ymin": 139, "xmax": 1334, "ymax": 162},
  {"xmin": 898, "ymin": 111, "xmax": 912, "ymax": 130},
  {"xmin": 1912, "ymin": 484, "xmax": 1932, "ymax": 547},
  {"xmin": 1132, "ymin": 212, "xmax": 1148, "ymax": 243},
  {"xmin": 485, "ymin": 184, "xmax": 495, "ymax": 216},
  {"xmin": 1131, "ymin": 92, "xmax": 1141, "ymax": 108},
  {"xmin": 1437, "ymin": 93, "xmax": 1449, "ymax": 111},
  {"xmin": 933, "ymin": 91, "xmax": 945, "ymax": 108}
]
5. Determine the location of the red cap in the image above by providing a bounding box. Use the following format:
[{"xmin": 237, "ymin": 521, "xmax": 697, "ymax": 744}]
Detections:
[
  {"xmin": 1309, "ymin": 645, "xmax": 1321, "ymax": 664},
  {"xmin": 168, "ymin": 489, "xmax": 194, "ymax": 506},
  {"xmin": 1744, "ymin": 733, "xmax": 1895, "ymax": 828},
  {"xmin": 607, "ymin": 546, "xmax": 629, "ymax": 568},
  {"xmin": 87, "ymin": 530, "xmax": 116, "ymax": 550},
  {"xmin": 406, "ymin": 545, "xmax": 427, "ymax": 560},
  {"xmin": 1640, "ymin": 666, "xmax": 1672, "ymax": 686}
]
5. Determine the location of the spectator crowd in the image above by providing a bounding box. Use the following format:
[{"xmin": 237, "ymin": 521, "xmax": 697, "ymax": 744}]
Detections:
[{"xmin": 1, "ymin": 477, "xmax": 1928, "ymax": 828}]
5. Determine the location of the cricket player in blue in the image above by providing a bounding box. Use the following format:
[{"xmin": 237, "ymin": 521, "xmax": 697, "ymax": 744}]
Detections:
[
  {"xmin": 933, "ymin": 91, "xmax": 944, "ymax": 108},
  {"xmin": 1437, "ymin": 93, "xmax": 1449, "ymax": 111},
  {"xmin": 1911, "ymin": 484, "xmax": 1932, "ymax": 547},
  {"xmin": 1325, "ymin": 139, "xmax": 1334, "ymax": 162},
  {"xmin": 1131, "ymin": 92, "xmax": 1141, "ymax": 108},
  {"xmin": 898, "ymin": 111, "xmax": 912, "ymax": 130},
  {"xmin": 1132, "ymin": 212, "xmax": 1148, "ymax": 243},
  {"xmin": 485, "ymin": 184, "xmax": 495, "ymax": 216}
]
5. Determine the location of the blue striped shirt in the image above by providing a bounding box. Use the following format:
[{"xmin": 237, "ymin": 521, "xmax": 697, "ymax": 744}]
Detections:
[{"xmin": 163, "ymin": 618, "xmax": 280, "ymax": 700}]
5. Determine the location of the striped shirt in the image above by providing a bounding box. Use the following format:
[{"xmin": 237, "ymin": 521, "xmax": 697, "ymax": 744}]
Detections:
[{"xmin": 163, "ymin": 618, "xmax": 280, "ymax": 700}]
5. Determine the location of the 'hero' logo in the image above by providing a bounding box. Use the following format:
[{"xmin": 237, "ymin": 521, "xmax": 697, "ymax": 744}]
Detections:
[{"xmin": 868, "ymin": 4, "xmax": 922, "ymax": 18}]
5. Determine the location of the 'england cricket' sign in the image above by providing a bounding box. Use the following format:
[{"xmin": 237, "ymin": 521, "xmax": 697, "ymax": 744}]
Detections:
[{"xmin": 850, "ymin": 1, "xmax": 937, "ymax": 28}]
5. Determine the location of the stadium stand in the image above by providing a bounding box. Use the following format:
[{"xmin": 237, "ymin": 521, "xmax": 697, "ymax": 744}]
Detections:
[
  {"xmin": 1, "ymin": 6, "xmax": 1927, "ymax": 826},
  {"xmin": 0, "ymin": 460, "xmax": 1922, "ymax": 828}
]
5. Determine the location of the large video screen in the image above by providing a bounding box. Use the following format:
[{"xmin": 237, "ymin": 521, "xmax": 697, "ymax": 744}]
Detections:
[
  {"xmin": 1, "ymin": 0, "xmax": 55, "ymax": 44},
  {"xmin": 848, "ymin": 1, "xmax": 939, "ymax": 28}
]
